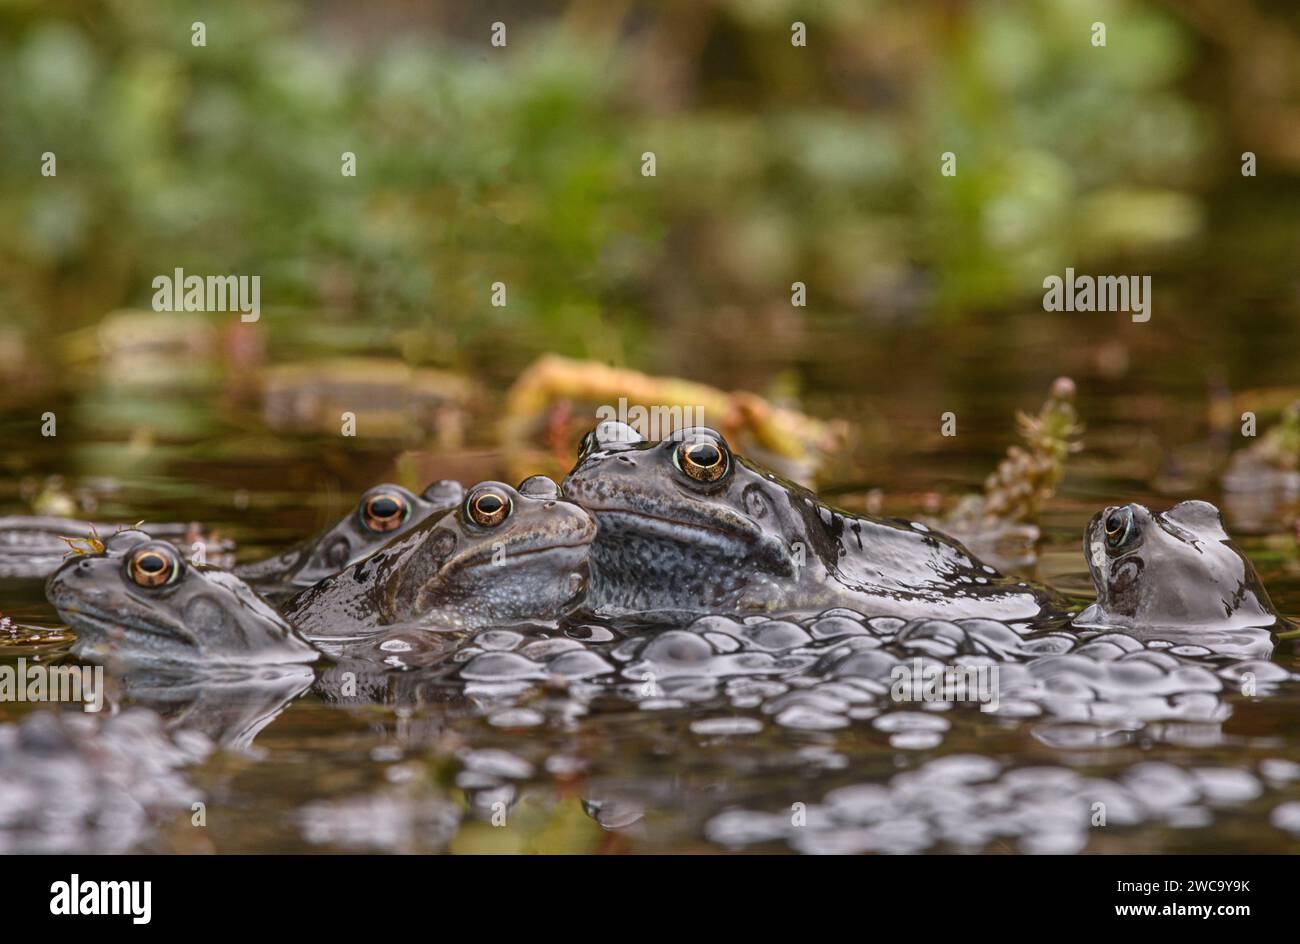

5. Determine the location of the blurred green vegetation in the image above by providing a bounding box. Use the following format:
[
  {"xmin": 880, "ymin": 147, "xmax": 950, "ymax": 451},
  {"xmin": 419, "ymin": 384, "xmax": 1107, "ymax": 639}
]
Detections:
[{"xmin": 0, "ymin": 0, "xmax": 1287, "ymax": 374}]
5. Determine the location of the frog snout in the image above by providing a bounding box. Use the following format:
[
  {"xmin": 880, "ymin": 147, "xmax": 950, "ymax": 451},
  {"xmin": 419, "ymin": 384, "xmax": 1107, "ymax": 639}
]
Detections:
[
  {"xmin": 46, "ymin": 559, "xmax": 112, "ymax": 610},
  {"xmin": 46, "ymin": 557, "xmax": 84, "ymax": 593},
  {"xmin": 549, "ymin": 502, "xmax": 597, "ymax": 542},
  {"xmin": 58, "ymin": 557, "xmax": 96, "ymax": 576}
]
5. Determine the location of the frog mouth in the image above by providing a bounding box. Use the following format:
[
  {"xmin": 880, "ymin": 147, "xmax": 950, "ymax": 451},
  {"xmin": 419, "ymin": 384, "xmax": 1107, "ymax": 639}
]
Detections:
[
  {"xmin": 585, "ymin": 507, "xmax": 764, "ymax": 548},
  {"xmin": 461, "ymin": 539, "xmax": 591, "ymax": 570},
  {"xmin": 1083, "ymin": 513, "xmax": 1108, "ymax": 597},
  {"xmin": 53, "ymin": 603, "xmax": 200, "ymax": 651}
]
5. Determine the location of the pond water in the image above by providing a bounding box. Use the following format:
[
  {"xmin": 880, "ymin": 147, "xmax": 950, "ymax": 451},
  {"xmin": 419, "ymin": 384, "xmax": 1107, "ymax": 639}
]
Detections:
[{"xmin": 3, "ymin": 212, "xmax": 1300, "ymax": 854}]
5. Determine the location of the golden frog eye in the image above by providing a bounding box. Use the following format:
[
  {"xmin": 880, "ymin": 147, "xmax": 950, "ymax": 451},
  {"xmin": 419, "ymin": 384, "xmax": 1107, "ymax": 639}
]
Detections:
[
  {"xmin": 674, "ymin": 439, "xmax": 728, "ymax": 483},
  {"xmin": 1104, "ymin": 506, "xmax": 1134, "ymax": 549},
  {"xmin": 128, "ymin": 545, "xmax": 181, "ymax": 588},
  {"xmin": 361, "ymin": 491, "xmax": 410, "ymax": 533},
  {"xmin": 468, "ymin": 491, "xmax": 511, "ymax": 527}
]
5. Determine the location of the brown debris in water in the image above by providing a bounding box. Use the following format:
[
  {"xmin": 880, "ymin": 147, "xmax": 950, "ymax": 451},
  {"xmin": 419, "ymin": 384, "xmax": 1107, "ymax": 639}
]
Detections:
[
  {"xmin": 501, "ymin": 354, "xmax": 845, "ymax": 486},
  {"xmin": 59, "ymin": 524, "xmax": 106, "ymax": 557}
]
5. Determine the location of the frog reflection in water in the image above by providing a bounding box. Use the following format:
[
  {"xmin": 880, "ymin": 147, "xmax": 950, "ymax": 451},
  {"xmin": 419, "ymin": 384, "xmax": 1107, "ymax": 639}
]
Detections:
[
  {"xmin": 282, "ymin": 477, "xmax": 594, "ymax": 637},
  {"xmin": 561, "ymin": 423, "xmax": 1058, "ymax": 623},
  {"xmin": 46, "ymin": 529, "xmax": 318, "ymax": 667},
  {"xmin": 235, "ymin": 480, "xmax": 465, "ymax": 600},
  {"xmin": 1074, "ymin": 500, "xmax": 1285, "ymax": 659}
]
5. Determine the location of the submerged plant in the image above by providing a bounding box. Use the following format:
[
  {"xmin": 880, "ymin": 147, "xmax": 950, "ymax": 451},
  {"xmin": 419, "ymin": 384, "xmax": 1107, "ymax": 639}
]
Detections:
[{"xmin": 947, "ymin": 376, "xmax": 1084, "ymax": 528}]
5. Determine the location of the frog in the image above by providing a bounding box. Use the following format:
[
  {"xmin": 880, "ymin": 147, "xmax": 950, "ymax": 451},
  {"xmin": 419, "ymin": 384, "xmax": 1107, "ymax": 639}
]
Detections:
[
  {"xmin": 42, "ymin": 525, "xmax": 462, "ymax": 742},
  {"xmin": 281, "ymin": 476, "xmax": 594, "ymax": 637},
  {"xmin": 560, "ymin": 423, "xmax": 1059, "ymax": 624},
  {"xmin": 1072, "ymin": 500, "xmax": 1284, "ymax": 659},
  {"xmin": 45, "ymin": 528, "xmax": 319, "ymax": 668},
  {"xmin": 234, "ymin": 480, "xmax": 465, "ymax": 599}
]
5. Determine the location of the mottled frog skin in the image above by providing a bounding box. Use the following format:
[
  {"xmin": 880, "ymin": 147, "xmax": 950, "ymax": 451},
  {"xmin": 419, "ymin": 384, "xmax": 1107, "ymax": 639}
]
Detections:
[
  {"xmin": 45, "ymin": 529, "xmax": 318, "ymax": 667},
  {"xmin": 561, "ymin": 423, "xmax": 1058, "ymax": 623},
  {"xmin": 235, "ymin": 480, "xmax": 465, "ymax": 599},
  {"xmin": 1074, "ymin": 500, "xmax": 1283, "ymax": 659},
  {"xmin": 282, "ymin": 477, "xmax": 594, "ymax": 636}
]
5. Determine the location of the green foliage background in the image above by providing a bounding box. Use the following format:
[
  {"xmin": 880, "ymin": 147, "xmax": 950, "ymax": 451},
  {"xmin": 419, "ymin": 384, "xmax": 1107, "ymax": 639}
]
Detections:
[{"xmin": 0, "ymin": 0, "xmax": 1284, "ymax": 374}]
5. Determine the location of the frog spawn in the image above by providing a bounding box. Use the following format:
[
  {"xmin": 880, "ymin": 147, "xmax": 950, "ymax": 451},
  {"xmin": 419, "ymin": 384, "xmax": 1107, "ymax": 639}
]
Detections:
[
  {"xmin": 7, "ymin": 601, "xmax": 1293, "ymax": 853},
  {"xmin": 298, "ymin": 765, "xmax": 461, "ymax": 854},
  {"xmin": 0, "ymin": 709, "xmax": 208, "ymax": 853},
  {"xmin": 705, "ymin": 754, "xmax": 1300, "ymax": 855},
  {"xmin": 441, "ymin": 608, "xmax": 1293, "ymax": 737},
  {"xmin": 16, "ymin": 600, "xmax": 1294, "ymax": 853},
  {"xmin": 383, "ymin": 606, "xmax": 1300, "ymax": 853},
  {"xmin": 294, "ymin": 746, "xmax": 555, "ymax": 853}
]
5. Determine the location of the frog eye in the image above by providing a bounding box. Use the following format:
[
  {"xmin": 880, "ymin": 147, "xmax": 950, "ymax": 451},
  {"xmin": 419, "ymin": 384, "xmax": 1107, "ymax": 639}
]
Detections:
[
  {"xmin": 127, "ymin": 544, "xmax": 183, "ymax": 589},
  {"xmin": 1104, "ymin": 506, "xmax": 1134, "ymax": 550},
  {"xmin": 467, "ymin": 490, "xmax": 512, "ymax": 527},
  {"xmin": 673, "ymin": 438, "xmax": 729, "ymax": 483},
  {"xmin": 361, "ymin": 491, "xmax": 410, "ymax": 533}
]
